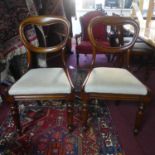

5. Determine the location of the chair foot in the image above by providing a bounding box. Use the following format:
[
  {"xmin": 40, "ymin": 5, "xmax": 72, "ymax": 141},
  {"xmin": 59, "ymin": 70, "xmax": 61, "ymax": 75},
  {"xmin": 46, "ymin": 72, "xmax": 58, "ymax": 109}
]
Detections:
[
  {"xmin": 17, "ymin": 129, "xmax": 22, "ymax": 136},
  {"xmin": 133, "ymin": 128, "xmax": 139, "ymax": 135},
  {"xmin": 68, "ymin": 125, "xmax": 74, "ymax": 132},
  {"xmin": 82, "ymin": 124, "xmax": 89, "ymax": 132}
]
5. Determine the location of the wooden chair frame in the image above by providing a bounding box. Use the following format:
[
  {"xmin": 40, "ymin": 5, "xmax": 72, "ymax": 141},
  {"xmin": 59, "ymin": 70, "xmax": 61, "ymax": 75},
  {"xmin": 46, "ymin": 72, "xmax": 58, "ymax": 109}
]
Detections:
[
  {"xmin": 7, "ymin": 16, "xmax": 75, "ymax": 135},
  {"xmin": 81, "ymin": 16, "xmax": 151, "ymax": 134}
]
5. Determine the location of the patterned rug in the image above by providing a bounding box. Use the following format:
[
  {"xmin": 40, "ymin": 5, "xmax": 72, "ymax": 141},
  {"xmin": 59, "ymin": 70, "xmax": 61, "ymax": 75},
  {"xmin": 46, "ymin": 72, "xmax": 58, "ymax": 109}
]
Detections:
[
  {"xmin": 0, "ymin": 69, "xmax": 125, "ymax": 155},
  {"xmin": 0, "ymin": 100, "xmax": 124, "ymax": 155}
]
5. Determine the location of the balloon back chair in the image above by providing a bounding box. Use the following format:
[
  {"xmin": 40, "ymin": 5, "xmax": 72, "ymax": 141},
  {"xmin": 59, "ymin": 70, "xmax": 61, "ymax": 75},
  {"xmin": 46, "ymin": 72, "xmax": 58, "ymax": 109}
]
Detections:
[
  {"xmin": 75, "ymin": 10, "xmax": 109, "ymax": 66},
  {"xmin": 81, "ymin": 16, "xmax": 151, "ymax": 134},
  {"xmin": 7, "ymin": 16, "xmax": 74, "ymax": 135}
]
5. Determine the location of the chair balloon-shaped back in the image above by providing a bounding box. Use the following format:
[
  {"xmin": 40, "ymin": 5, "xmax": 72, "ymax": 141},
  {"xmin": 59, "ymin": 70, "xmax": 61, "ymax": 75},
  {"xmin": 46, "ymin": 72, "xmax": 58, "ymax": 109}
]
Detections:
[
  {"xmin": 81, "ymin": 16, "xmax": 151, "ymax": 135},
  {"xmin": 8, "ymin": 16, "xmax": 75, "ymax": 135}
]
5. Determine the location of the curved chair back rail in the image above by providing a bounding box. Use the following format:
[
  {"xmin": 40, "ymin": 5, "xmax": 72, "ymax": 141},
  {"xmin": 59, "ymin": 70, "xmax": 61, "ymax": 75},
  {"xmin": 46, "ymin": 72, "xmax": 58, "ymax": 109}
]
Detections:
[
  {"xmin": 88, "ymin": 16, "xmax": 139, "ymax": 53},
  {"xmin": 19, "ymin": 16, "xmax": 70, "ymax": 69},
  {"xmin": 19, "ymin": 16, "xmax": 70, "ymax": 54}
]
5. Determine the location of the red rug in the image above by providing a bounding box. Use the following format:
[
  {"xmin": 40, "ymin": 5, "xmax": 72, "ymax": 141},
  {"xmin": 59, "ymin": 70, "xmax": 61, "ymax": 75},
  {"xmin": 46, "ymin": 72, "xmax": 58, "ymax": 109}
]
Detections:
[{"xmin": 0, "ymin": 99, "xmax": 124, "ymax": 155}]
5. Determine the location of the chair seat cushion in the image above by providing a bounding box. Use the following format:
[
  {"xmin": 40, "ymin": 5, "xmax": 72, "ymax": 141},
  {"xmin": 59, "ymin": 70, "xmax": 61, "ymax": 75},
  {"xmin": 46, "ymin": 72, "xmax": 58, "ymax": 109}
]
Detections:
[
  {"xmin": 85, "ymin": 67, "xmax": 148, "ymax": 95},
  {"xmin": 76, "ymin": 41, "xmax": 109, "ymax": 54},
  {"xmin": 9, "ymin": 68, "xmax": 72, "ymax": 95}
]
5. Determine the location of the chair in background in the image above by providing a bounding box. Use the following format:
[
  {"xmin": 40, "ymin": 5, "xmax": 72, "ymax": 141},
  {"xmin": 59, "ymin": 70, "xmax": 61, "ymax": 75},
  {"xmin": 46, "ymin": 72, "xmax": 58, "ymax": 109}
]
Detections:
[
  {"xmin": 130, "ymin": 41, "xmax": 154, "ymax": 80},
  {"xmin": 7, "ymin": 16, "xmax": 74, "ymax": 135},
  {"xmin": 110, "ymin": 13, "xmax": 154, "ymax": 80},
  {"xmin": 116, "ymin": 34, "xmax": 154, "ymax": 80},
  {"xmin": 81, "ymin": 16, "xmax": 151, "ymax": 134},
  {"xmin": 128, "ymin": 1, "xmax": 154, "ymax": 80},
  {"xmin": 75, "ymin": 10, "xmax": 109, "ymax": 66}
]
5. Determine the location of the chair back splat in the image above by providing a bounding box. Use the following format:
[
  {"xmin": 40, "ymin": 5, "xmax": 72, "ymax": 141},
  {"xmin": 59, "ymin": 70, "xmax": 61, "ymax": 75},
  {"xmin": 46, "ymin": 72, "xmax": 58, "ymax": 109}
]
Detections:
[
  {"xmin": 7, "ymin": 16, "xmax": 75, "ymax": 135},
  {"xmin": 81, "ymin": 16, "xmax": 151, "ymax": 135}
]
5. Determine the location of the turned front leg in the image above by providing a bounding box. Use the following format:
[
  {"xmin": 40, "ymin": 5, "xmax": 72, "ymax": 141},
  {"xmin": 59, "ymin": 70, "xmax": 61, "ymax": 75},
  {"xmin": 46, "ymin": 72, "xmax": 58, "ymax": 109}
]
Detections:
[
  {"xmin": 76, "ymin": 53, "xmax": 79, "ymax": 67},
  {"xmin": 81, "ymin": 94, "xmax": 89, "ymax": 131},
  {"xmin": 7, "ymin": 95, "xmax": 21, "ymax": 135},
  {"xmin": 134, "ymin": 103, "xmax": 145, "ymax": 135},
  {"xmin": 134, "ymin": 92, "xmax": 151, "ymax": 135}
]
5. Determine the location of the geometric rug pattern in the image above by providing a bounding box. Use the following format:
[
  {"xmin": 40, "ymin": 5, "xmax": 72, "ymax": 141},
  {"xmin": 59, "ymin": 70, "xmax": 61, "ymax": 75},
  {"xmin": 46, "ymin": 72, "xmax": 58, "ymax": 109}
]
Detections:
[{"xmin": 0, "ymin": 99, "xmax": 124, "ymax": 155}]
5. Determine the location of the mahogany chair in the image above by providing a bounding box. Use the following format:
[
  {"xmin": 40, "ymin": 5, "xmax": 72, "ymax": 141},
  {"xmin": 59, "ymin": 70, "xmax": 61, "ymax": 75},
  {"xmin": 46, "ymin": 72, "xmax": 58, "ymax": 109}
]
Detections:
[
  {"xmin": 7, "ymin": 16, "xmax": 74, "ymax": 135},
  {"xmin": 81, "ymin": 16, "xmax": 151, "ymax": 134},
  {"xmin": 75, "ymin": 10, "xmax": 109, "ymax": 66}
]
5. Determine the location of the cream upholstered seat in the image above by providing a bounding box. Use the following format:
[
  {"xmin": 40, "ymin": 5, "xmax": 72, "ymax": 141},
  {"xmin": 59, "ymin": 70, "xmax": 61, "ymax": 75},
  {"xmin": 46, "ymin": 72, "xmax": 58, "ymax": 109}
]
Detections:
[
  {"xmin": 85, "ymin": 67, "xmax": 147, "ymax": 95},
  {"xmin": 7, "ymin": 16, "xmax": 74, "ymax": 135},
  {"xmin": 9, "ymin": 68, "xmax": 71, "ymax": 95},
  {"xmin": 81, "ymin": 16, "xmax": 151, "ymax": 135}
]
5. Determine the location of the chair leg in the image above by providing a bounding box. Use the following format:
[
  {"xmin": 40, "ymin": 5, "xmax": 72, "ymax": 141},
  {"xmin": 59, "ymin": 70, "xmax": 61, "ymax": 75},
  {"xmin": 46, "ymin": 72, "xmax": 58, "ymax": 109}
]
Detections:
[
  {"xmin": 134, "ymin": 92, "xmax": 151, "ymax": 135},
  {"xmin": 106, "ymin": 54, "xmax": 111, "ymax": 62},
  {"xmin": 67, "ymin": 102, "xmax": 73, "ymax": 132},
  {"xmin": 115, "ymin": 100, "xmax": 120, "ymax": 106},
  {"xmin": 67, "ymin": 94, "xmax": 74, "ymax": 132},
  {"xmin": 7, "ymin": 95, "xmax": 21, "ymax": 135},
  {"xmin": 76, "ymin": 53, "xmax": 79, "ymax": 67},
  {"xmin": 134, "ymin": 102, "xmax": 145, "ymax": 135},
  {"xmin": 81, "ymin": 94, "xmax": 89, "ymax": 131}
]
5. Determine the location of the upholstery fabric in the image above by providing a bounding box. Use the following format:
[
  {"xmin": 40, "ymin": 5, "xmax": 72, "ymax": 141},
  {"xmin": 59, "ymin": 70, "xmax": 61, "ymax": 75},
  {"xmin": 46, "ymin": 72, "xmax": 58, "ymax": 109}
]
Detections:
[
  {"xmin": 75, "ymin": 11, "xmax": 109, "ymax": 62},
  {"xmin": 85, "ymin": 67, "xmax": 147, "ymax": 95},
  {"xmin": 9, "ymin": 68, "xmax": 71, "ymax": 95},
  {"xmin": 80, "ymin": 11, "xmax": 107, "ymax": 41}
]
